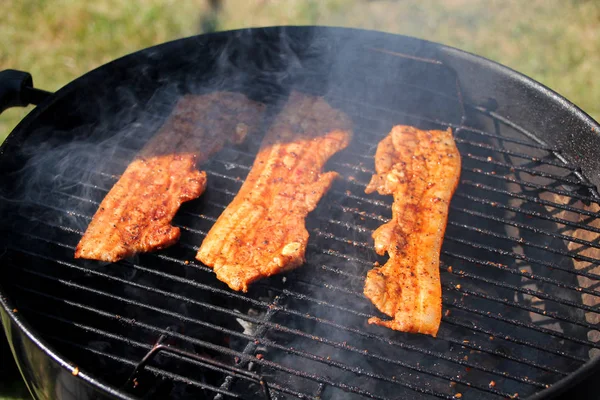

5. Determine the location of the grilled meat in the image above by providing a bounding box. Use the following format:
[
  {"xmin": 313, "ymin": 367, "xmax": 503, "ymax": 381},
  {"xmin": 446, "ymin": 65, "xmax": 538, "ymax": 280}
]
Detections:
[
  {"xmin": 363, "ymin": 125, "xmax": 461, "ymax": 337},
  {"xmin": 197, "ymin": 91, "xmax": 352, "ymax": 292},
  {"xmin": 75, "ymin": 92, "xmax": 265, "ymax": 262}
]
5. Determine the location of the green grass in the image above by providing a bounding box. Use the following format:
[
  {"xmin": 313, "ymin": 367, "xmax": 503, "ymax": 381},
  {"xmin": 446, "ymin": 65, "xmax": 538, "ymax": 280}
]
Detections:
[{"xmin": 0, "ymin": 1, "xmax": 599, "ymax": 397}]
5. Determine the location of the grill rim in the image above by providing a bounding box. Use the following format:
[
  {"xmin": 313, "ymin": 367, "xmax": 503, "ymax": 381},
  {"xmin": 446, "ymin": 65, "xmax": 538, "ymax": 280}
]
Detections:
[
  {"xmin": 0, "ymin": 293, "xmax": 135, "ymax": 400},
  {"xmin": 2, "ymin": 25, "xmax": 600, "ymax": 400}
]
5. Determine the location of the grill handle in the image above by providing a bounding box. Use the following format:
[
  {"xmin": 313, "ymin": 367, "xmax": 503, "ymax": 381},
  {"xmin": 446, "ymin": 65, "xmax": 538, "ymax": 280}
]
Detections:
[{"xmin": 0, "ymin": 69, "xmax": 52, "ymax": 114}]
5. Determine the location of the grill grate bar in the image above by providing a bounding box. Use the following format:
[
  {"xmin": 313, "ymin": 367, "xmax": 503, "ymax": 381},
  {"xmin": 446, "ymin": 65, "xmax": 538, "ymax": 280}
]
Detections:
[
  {"xmin": 185, "ymin": 146, "xmax": 587, "ymax": 210},
  {"xmin": 22, "ymin": 308, "xmax": 273, "ymax": 398},
  {"xmin": 279, "ymin": 285, "xmax": 573, "ymax": 376},
  {"xmin": 19, "ymin": 227, "xmax": 594, "ymax": 367},
  {"xmin": 331, "ymin": 188, "xmax": 389, "ymax": 207},
  {"xmin": 11, "ymin": 242, "xmax": 566, "ymax": 388},
  {"xmin": 270, "ymin": 292, "xmax": 554, "ymax": 387},
  {"xmin": 451, "ymin": 205, "xmax": 600, "ymax": 251},
  {"xmin": 335, "ymin": 156, "xmax": 584, "ymax": 207},
  {"xmin": 15, "ymin": 197, "xmax": 600, "ymax": 340},
  {"xmin": 318, "ymin": 266, "xmax": 587, "ymax": 363},
  {"xmin": 313, "ymin": 247, "xmax": 374, "ymax": 266},
  {"xmin": 352, "ymin": 131, "xmax": 558, "ymax": 168},
  {"xmin": 100, "ymin": 135, "xmax": 588, "ymax": 206},
  {"xmin": 219, "ymin": 143, "xmax": 588, "ymax": 192},
  {"xmin": 334, "ymin": 197, "xmax": 596, "ymax": 269},
  {"xmin": 8, "ymin": 283, "xmax": 528, "ymax": 400},
  {"xmin": 171, "ymin": 256, "xmax": 561, "ymax": 384},
  {"xmin": 296, "ymin": 268, "xmax": 600, "ymax": 356},
  {"xmin": 305, "ymin": 263, "xmax": 591, "ymax": 361},
  {"xmin": 10, "ymin": 249, "xmax": 532, "ymax": 396},
  {"xmin": 339, "ymin": 173, "xmax": 599, "ymax": 235},
  {"xmin": 14, "ymin": 282, "xmax": 455, "ymax": 400},
  {"xmin": 15, "ymin": 209, "xmax": 600, "ymax": 349},
  {"xmin": 443, "ymin": 280, "xmax": 597, "ymax": 330},
  {"xmin": 453, "ymin": 192, "xmax": 600, "ymax": 234},
  {"xmin": 441, "ymin": 255, "xmax": 598, "ymax": 324},
  {"xmin": 447, "ymin": 298, "xmax": 595, "ymax": 349},
  {"xmin": 204, "ymin": 169, "xmax": 244, "ymax": 185},
  {"xmin": 43, "ymin": 335, "xmax": 244, "ymax": 398},
  {"xmin": 447, "ymin": 221, "xmax": 600, "ymax": 269},
  {"xmin": 312, "ymin": 228, "xmax": 372, "ymax": 249},
  {"xmin": 46, "ymin": 334, "xmax": 307, "ymax": 399},
  {"xmin": 301, "ymin": 278, "xmax": 598, "ymax": 351},
  {"xmin": 476, "ymin": 107, "xmax": 599, "ymax": 201},
  {"xmin": 308, "ymin": 227, "xmax": 600, "ymax": 318},
  {"xmin": 129, "ymin": 344, "xmax": 272, "ymax": 399},
  {"xmin": 333, "ymin": 199, "xmax": 600, "ymax": 269},
  {"xmin": 460, "ymin": 179, "xmax": 598, "ymax": 218},
  {"xmin": 462, "ymin": 153, "xmax": 592, "ymax": 188},
  {"xmin": 455, "ymin": 126, "xmax": 553, "ymax": 151},
  {"xmin": 318, "ymin": 210, "xmax": 600, "ymax": 293},
  {"xmin": 64, "ymin": 161, "xmax": 595, "ymax": 242},
  {"xmin": 472, "ymin": 105, "xmax": 548, "ymax": 147},
  {"xmin": 453, "ymin": 138, "xmax": 574, "ymax": 170},
  {"xmin": 441, "ymin": 316, "xmax": 588, "ymax": 363},
  {"xmin": 325, "ymin": 186, "xmax": 600, "ymax": 251},
  {"xmin": 289, "ymin": 272, "xmax": 599, "ymax": 357},
  {"xmin": 298, "ymin": 158, "xmax": 595, "ymax": 219},
  {"xmin": 444, "ymin": 237, "xmax": 600, "ymax": 298}
]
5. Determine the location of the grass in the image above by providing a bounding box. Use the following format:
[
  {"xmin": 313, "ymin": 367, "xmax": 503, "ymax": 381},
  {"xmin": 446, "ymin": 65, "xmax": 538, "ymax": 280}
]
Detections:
[{"xmin": 0, "ymin": 0, "xmax": 598, "ymax": 398}]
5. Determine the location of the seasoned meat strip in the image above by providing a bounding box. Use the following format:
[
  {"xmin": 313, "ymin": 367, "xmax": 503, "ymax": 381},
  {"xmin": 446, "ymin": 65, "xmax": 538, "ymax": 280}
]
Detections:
[
  {"xmin": 75, "ymin": 92, "xmax": 265, "ymax": 262},
  {"xmin": 197, "ymin": 91, "xmax": 352, "ymax": 292},
  {"xmin": 363, "ymin": 125, "xmax": 461, "ymax": 337}
]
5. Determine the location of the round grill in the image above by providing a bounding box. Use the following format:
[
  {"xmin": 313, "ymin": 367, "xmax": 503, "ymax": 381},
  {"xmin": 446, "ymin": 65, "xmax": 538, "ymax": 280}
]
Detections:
[{"xmin": 1, "ymin": 27, "xmax": 599, "ymax": 399}]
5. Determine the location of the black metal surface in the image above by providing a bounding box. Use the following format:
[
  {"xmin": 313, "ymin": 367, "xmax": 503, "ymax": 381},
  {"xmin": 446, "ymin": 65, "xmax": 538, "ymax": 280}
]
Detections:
[
  {"xmin": 123, "ymin": 329, "xmax": 272, "ymax": 400},
  {"xmin": 0, "ymin": 69, "xmax": 52, "ymax": 113},
  {"xmin": 1, "ymin": 26, "xmax": 600, "ymax": 400},
  {"xmin": 0, "ymin": 295, "xmax": 134, "ymax": 400}
]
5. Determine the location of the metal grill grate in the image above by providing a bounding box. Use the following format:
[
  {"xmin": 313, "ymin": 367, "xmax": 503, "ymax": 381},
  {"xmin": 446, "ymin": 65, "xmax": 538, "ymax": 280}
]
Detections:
[{"xmin": 2, "ymin": 52, "xmax": 600, "ymax": 399}]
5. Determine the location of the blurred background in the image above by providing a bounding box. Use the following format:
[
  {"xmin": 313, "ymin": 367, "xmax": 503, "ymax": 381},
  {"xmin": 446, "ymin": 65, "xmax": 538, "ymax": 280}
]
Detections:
[{"xmin": 0, "ymin": 0, "xmax": 598, "ymax": 398}]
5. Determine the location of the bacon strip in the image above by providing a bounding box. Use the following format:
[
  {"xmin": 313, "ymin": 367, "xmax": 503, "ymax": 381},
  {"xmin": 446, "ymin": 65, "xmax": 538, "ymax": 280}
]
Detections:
[
  {"xmin": 363, "ymin": 125, "xmax": 461, "ymax": 336},
  {"xmin": 197, "ymin": 91, "xmax": 352, "ymax": 292},
  {"xmin": 75, "ymin": 92, "xmax": 265, "ymax": 262}
]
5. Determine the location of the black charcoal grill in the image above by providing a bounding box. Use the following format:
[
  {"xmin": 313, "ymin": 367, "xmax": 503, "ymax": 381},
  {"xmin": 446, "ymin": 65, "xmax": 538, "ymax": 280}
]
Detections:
[{"xmin": 1, "ymin": 26, "xmax": 600, "ymax": 400}]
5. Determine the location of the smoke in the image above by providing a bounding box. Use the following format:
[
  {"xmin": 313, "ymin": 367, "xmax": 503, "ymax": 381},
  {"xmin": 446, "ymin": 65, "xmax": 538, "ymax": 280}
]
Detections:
[
  {"xmin": 0, "ymin": 28, "xmax": 304, "ymax": 235},
  {"xmin": 0, "ymin": 27, "xmax": 346, "ymax": 398},
  {"xmin": 0, "ymin": 86, "xmax": 173, "ymax": 241}
]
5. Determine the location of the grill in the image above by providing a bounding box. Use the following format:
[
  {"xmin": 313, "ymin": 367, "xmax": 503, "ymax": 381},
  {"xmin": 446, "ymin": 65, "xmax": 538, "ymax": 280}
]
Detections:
[{"xmin": 1, "ymin": 27, "xmax": 600, "ymax": 400}]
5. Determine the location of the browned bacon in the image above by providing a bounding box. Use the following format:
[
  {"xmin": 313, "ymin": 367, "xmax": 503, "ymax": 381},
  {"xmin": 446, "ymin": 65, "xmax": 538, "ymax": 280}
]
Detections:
[
  {"xmin": 363, "ymin": 125, "xmax": 461, "ymax": 336},
  {"xmin": 196, "ymin": 91, "xmax": 352, "ymax": 292},
  {"xmin": 75, "ymin": 92, "xmax": 265, "ymax": 262}
]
